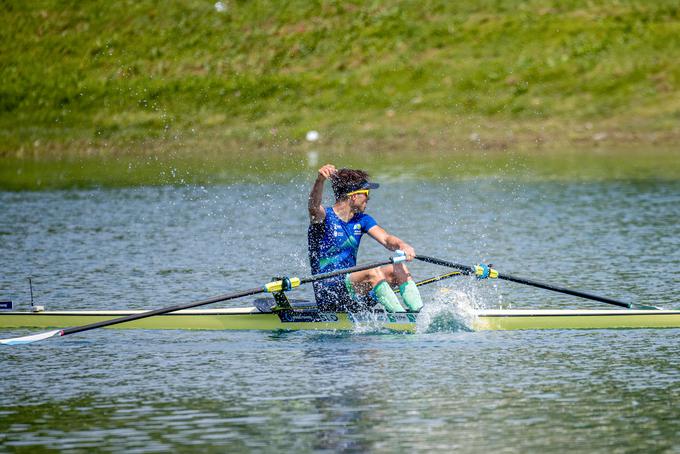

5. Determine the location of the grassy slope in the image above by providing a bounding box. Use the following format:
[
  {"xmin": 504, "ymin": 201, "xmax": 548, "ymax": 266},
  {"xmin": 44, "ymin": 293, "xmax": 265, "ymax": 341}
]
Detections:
[{"xmin": 1, "ymin": 0, "xmax": 679, "ymax": 156}]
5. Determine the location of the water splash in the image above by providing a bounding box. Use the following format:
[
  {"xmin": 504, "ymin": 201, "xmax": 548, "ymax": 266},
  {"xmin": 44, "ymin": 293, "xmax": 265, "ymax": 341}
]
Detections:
[
  {"xmin": 349, "ymin": 311, "xmax": 405, "ymax": 335},
  {"xmin": 415, "ymin": 286, "xmax": 481, "ymax": 333}
]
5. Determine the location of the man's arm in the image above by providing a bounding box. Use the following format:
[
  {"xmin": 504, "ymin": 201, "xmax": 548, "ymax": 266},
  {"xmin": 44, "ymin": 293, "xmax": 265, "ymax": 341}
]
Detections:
[
  {"xmin": 308, "ymin": 164, "xmax": 336, "ymax": 223},
  {"xmin": 367, "ymin": 225, "xmax": 416, "ymax": 260}
]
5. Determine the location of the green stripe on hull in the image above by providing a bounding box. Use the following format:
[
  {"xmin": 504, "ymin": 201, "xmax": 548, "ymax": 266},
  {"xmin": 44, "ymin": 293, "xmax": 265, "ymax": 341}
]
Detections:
[
  {"xmin": 0, "ymin": 309, "xmax": 679, "ymax": 332},
  {"xmin": 0, "ymin": 311, "xmax": 417, "ymax": 333}
]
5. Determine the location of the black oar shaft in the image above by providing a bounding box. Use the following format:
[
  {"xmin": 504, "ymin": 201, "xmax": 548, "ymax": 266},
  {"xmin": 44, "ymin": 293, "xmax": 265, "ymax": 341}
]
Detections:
[
  {"xmin": 298, "ymin": 259, "xmax": 388, "ymax": 285},
  {"xmin": 60, "ymin": 259, "xmax": 395, "ymax": 337},
  {"xmin": 491, "ymin": 273, "xmax": 634, "ymax": 309},
  {"xmin": 415, "ymin": 255, "xmax": 644, "ymax": 310},
  {"xmin": 61, "ymin": 286, "xmax": 264, "ymax": 336},
  {"xmin": 414, "ymin": 256, "xmax": 476, "ymax": 274}
]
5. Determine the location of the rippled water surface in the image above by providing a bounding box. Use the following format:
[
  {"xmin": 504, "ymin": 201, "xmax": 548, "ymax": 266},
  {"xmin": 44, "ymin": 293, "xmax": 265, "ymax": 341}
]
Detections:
[{"xmin": 1, "ymin": 173, "xmax": 679, "ymax": 452}]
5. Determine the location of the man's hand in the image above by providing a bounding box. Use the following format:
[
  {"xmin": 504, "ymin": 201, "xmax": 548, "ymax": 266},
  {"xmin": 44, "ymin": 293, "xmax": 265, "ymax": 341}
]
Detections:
[
  {"xmin": 318, "ymin": 164, "xmax": 337, "ymax": 181},
  {"xmin": 400, "ymin": 243, "xmax": 416, "ymax": 261}
]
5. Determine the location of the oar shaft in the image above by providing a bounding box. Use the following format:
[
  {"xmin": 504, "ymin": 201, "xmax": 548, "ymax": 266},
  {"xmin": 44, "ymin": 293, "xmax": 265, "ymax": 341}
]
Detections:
[
  {"xmin": 61, "ymin": 258, "xmax": 395, "ymax": 337},
  {"xmin": 492, "ymin": 273, "xmax": 635, "ymax": 309},
  {"xmin": 414, "ymin": 271, "xmax": 462, "ymax": 288},
  {"xmin": 415, "ymin": 256, "xmax": 475, "ymax": 274},
  {"xmin": 60, "ymin": 286, "xmax": 264, "ymax": 336},
  {"xmin": 299, "ymin": 259, "xmax": 392, "ymax": 285},
  {"xmin": 415, "ymin": 255, "xmax": 646, "ymax": 310}
]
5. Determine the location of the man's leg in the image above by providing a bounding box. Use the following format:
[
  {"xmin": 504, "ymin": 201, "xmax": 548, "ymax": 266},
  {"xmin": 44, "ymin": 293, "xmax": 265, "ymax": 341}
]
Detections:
[
  {"xmin": 349, "ymin": 267, "xmax": 404, "ymax": 312},
  {"xmin": 380, "ymin": 263, "xmax": 424, "ymax": 312}
]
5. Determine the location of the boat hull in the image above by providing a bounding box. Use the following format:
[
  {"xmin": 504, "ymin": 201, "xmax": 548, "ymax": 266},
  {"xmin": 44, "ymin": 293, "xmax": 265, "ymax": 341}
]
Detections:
[
  {"xmin": 474, "ymin": 309, "xmax": 680, "ymax": 330},
  {"xmin": 1, "ymin": 308, "xmax": 679, "ymax": 332}
]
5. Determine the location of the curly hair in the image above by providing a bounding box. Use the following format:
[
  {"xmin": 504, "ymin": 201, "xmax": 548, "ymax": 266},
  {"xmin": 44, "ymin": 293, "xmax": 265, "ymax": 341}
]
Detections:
[{"xmin": 331, "ymin": 168, "xmax": 370, "ymax": 199}]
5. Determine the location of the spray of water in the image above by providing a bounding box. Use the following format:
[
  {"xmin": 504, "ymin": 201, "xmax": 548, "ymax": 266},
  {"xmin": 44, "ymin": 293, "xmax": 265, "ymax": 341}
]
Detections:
[
  {"xmin": 414, "ymin": 288, "xmax": 475, "ymax": 333},
  {"xmin": 414, "ymin": 277, "xmax": 501, "ymax": 333}
]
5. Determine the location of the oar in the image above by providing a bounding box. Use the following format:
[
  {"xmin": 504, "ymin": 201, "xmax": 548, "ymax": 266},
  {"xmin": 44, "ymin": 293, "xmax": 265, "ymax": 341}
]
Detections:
[
  {"xmin": 415, "ymin": 255, "xmax": 660, "ymax": 310},
  {"xmin": 412, "ymin": 271, "xmax": 462, "ymax": 289},
  {"xmin": 1, "ymin": 255, "xmax": 406, "ymax": 346}
]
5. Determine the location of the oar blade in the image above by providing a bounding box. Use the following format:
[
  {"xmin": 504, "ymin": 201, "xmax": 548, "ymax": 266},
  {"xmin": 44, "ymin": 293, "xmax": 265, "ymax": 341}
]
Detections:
[{"xmin": 0, "ymin": 329, "xmax": 61, "ymax": 346}]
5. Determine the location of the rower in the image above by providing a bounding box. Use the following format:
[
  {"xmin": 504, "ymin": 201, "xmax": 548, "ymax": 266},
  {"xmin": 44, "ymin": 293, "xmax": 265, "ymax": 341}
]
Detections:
[{"xmin": 307, "ymin": 164, "xmax": 423, "ymax": 313}]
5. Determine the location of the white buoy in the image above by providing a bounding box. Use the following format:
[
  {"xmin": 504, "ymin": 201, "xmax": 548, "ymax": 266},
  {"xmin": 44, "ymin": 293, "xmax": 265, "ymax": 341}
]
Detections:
[{"xmin": 306, "ymin": 130, "xmax": 319, "ymax": 142}]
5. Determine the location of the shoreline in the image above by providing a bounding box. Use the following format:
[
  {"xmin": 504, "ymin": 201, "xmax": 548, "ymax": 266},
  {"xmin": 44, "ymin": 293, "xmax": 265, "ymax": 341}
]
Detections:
[
  {"xmin": 3, "ymin": 114, "xmax": 679, "ymax": 191},
  {"xmin": 2, "ymin": 141, "xmax": 679, "ymax": 191},
  {"xmin": 4, "ymin": 116, "xmax": 680, "ymax": 160}
]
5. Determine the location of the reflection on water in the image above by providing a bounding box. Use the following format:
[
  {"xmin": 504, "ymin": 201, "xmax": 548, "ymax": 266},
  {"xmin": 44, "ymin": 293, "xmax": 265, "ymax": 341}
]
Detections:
[
  {"xmin": 2, "ymin": 147, "xmax": 679, "ymax": 190},
  {"xmin": 1, "ymin": 174, "xmax": 679, "ymax": 451},
  {"xmin": 1, "ymin": 329, "xmax": 678, "ymax": 452}
]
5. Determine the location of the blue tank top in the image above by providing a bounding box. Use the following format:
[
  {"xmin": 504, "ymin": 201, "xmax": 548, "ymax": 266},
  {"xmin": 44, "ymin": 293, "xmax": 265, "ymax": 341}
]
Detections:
[{"xmin": 308, "ymin": 207, "xmax": 378, "ymax": 275}]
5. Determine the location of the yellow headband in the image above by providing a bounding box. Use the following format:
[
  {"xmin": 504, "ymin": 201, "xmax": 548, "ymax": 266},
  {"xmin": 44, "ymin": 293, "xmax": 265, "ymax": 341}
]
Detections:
[{"xmin": 346, "ymin": 189, "xmax": 370, "ymax": 197}]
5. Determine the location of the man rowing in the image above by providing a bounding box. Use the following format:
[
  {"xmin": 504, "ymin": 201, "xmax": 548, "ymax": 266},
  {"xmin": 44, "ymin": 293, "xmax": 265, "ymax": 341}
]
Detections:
[{"xmin": 307, "ymin": 164, "xmax": 423, "ymax": 313}]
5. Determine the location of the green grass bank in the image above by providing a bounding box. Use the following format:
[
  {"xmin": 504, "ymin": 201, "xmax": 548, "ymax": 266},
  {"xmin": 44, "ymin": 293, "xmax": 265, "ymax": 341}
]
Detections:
[{"xmin": 1, "ymin": 0, "xmax": 680, "ymax": 164}]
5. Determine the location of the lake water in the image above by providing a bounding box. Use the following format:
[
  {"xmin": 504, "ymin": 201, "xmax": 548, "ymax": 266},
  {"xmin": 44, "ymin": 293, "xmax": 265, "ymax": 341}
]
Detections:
[{"xmin": 1, "ymin": 156, "xmax": 679, "ymax": 452}]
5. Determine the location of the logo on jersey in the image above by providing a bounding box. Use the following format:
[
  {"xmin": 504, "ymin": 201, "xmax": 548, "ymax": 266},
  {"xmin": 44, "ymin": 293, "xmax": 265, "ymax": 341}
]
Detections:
[{"xmin": 333, "ymin": 225, "xmax": 344, "ymax": 237}]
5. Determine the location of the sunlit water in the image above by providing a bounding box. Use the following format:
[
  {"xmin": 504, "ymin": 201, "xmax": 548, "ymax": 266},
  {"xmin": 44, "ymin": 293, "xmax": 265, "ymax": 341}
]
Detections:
[{"xmin": 1, "ymin": 177, "xmax": 679, "ymax": 452}]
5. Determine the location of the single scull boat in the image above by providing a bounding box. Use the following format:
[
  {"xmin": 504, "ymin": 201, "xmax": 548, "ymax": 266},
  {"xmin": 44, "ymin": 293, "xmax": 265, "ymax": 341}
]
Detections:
[
  {"xmin": 2, "ymin": 255, "xmax": 676, "ymax": 345},
  {"xmin": 1, "ymin": 306, "xmax": 679, "ymax": 332}
]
